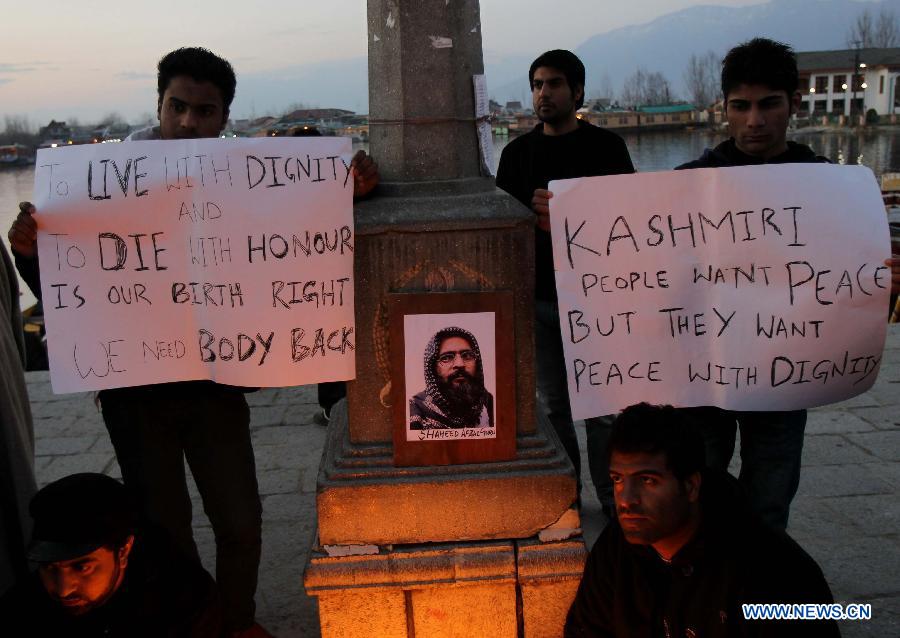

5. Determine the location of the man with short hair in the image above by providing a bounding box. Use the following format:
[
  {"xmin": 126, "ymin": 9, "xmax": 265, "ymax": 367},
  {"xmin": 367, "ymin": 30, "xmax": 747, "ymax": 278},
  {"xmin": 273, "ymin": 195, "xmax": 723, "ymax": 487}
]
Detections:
[
  {"xmin": 7, "ymin": 46, "xmax": 378, "ymax": 637},
  {"xmin": 677, "ymin": 37, "xmax": 899, "ymax": 530},
  {"xmin": 496, "ymin": 50, "xmax": 634, "ymax": 511},
  {"xmin": 564, "ymin": 403, "xmax": 840, "ymax": 638},
  {"xmin": 0, "ymin": 472, "xmax": 223, "ymax": 636},
  {"xmin": 409, "ymin": 327, "xmax": 494, "ymax": 429}
]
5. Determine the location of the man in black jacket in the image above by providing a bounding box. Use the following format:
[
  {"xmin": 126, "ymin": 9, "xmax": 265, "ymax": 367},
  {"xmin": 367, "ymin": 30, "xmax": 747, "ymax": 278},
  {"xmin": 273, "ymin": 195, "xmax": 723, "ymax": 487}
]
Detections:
[
  {"xmin": 496, "ymin": 50, "xmax": 634, "ymax": 512},
  {"xmin": 564, "ymin": 404, "xmax": 840, "ymax": 638},
  {"xmin": 0, "ymin": 473, "xmax": 223, "ymax": 637},
  {"xmin": 677, "ymin": 38, "xmax": 899, "ymax": 531},
  {"xmin": 7, "ymin": 48, "xmax": 378, "ymax": 637},
  {"xmin": 8, "ymin": 48, "xmax": 265, "ymax": 636},
  {"xmin": 675, "ymin": 39, "xmax": 817, "ymax": 532}
]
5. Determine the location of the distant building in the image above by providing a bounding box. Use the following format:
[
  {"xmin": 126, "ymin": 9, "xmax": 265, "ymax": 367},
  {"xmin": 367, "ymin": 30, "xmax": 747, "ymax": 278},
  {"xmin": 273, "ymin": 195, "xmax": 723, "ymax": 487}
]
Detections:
[
  {"xmin": 583, "ymin": 97, "xmax": 612, "ymax": 111},
  {"xmin": 510, "ymin": 113, "xmax": 539, "ymax": 131},
  {"xmin": 231, "ymin": 116, "xmax": 279, "ymax": 137},
  {"xmin": 578, "ymin": 104, "xmax": 696, "ymax": 131},
  {"xmin": 39, "ymin": 120, "xmax": 71, "ymax": 141},
  {"xmin": 579, "ymin": 110, "xmax": 640, "ymax": 130},
  {"xmin": 280, "ymin": 108, "xmax": 355, "ymax": 121},
  {"xmin": 798, "ymin": 48, "xmax": 900, "ymax": 118},
  {"xmin": 703, "ymin": 100, "xmax": 726, "ymax": 127},
  {"xmin": 635, "ymin": 104, "xmax": 696, "ymax": 128},
  {"xmin": 505, "ymin": 101, "xmax": 524, "ymax": 113},
  {"xmin": 38, "ymin": 120, "xmax": 74, "ymax": 147}
]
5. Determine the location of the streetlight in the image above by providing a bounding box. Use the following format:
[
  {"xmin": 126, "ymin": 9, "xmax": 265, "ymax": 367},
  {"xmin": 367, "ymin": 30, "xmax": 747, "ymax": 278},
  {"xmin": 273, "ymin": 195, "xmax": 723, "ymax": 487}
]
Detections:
[{"xmin": 851, "ymin": 42, "xmax": 867, "ymax": 123}]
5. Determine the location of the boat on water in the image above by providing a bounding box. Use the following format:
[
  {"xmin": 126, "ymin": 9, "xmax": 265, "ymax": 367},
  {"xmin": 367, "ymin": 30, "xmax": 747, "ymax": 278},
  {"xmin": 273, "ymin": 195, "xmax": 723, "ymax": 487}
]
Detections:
[{"xmin": 0, "ymin": 143, "xmax": 35, "ymax": 167}]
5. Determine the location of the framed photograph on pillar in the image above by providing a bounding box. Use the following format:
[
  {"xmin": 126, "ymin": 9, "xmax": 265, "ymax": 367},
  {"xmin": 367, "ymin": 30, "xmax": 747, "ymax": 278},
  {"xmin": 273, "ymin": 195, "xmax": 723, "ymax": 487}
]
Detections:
[{"xmin": 389, "ymin": 291, "xmax": 517, "ymax": 466}]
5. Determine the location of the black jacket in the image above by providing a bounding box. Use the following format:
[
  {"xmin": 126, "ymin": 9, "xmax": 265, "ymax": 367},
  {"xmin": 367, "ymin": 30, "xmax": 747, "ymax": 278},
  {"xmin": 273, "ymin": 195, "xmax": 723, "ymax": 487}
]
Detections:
[
  {"xmin": 676, "ymin": 138, "xmax": 829, "ymax": 170},
  {"xmin": 564, "ymin": 471, "xmax": 840, "ymax": 638},
  {"xmin": 0, "ymin": 530, "xmax": 224, "ymax": 638},
  {"xmin": 496, "ymin": 121, "xmax": 634, "ymax": 301}
]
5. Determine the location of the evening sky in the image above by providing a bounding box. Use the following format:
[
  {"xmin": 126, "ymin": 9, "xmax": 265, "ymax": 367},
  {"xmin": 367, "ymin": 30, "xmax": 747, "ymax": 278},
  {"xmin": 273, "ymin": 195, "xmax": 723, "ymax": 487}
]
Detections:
[{"xmin": 1, "ymin": 0, "xmax": 766, "ymax": 124}]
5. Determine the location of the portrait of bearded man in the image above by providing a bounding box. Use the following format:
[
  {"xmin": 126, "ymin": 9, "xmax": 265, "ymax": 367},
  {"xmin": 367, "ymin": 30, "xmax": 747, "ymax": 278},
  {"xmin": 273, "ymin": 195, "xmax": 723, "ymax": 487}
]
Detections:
[{"xmin": 409, "ymin": 327, "xmax": 495, "ymax": 430}]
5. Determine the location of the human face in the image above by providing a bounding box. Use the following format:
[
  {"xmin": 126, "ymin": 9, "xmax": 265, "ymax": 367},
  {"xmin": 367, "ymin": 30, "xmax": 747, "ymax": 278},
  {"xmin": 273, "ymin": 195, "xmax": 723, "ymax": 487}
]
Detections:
[
  {"xmin": 158, "ymin": 75, "xmax": 228, "ymax": 140},
  {"xmin": 725, "ymin": 83, "xmax": 800, "ymax": 160},
  {"xmin": 435, "ymin": 336, "xmax": 477, "ymax": 385},
  {"xmin": 38, "ymin": 538, "xmax": 132, "ymax": 616},
  {"xmin": 531, "ymin": 66, "xmax": 581, "ymax": 133},
  {"xmin": 610, "ymin": 451, "xmax": 700, "ymax": 560}
]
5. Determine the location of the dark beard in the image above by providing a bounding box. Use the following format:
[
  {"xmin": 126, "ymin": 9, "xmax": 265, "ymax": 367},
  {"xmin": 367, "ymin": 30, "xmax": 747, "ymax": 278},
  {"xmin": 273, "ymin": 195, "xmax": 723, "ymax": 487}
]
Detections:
[
  {"xmin": 536, "ymin": 101, "xmax": 575, "ymax": 126},
  {"xmin": 437, "ymin": 371, "xmax": 485, "ymax": 417}
]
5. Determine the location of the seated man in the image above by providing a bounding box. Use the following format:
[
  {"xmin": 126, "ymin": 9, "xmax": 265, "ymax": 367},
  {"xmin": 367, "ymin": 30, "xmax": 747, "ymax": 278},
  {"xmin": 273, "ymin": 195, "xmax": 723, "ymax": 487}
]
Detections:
[
  {"xmin": 0, "ymin": 473, "xmax": 223, "ymax": 637},
  {"xmin": 564, "ymin": 403, "xmax": 839, "ymax": 638}
]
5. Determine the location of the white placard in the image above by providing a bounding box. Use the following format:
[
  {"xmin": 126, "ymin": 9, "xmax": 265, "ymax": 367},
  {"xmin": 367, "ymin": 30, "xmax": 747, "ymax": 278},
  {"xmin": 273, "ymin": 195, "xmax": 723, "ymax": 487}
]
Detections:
[
  {"xmin": 33, "ymin": 137, "xmax": 356, "ymax": 393},
  {"xmin": 550, "ymin": 164, "xmax": 890, "ymax": 418},
  {"xmin": 473, "ymin": 74, "xmax": 494, "ymax": 176},
  {"xmin": 473, "ymin": 74, "xmax": 489, "ymax": 118},
  {"xmin": 477, "ymin": 121, "xmax": 495, "ymax": 177}
]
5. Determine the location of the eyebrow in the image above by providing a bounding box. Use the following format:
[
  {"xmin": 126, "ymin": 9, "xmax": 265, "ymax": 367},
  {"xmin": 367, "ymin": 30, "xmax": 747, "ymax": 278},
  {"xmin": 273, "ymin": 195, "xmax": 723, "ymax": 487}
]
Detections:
[
  {"xmin": 53, "ymin": 557, "xmax": 96, "ymax": 569},
  {"xmin": 728, "ymin": 95, "xmax": 784, "ymax": 105},
  {"xmin": 167, "ymin": 96, "xmax": 217, "ymax": 109},
  {"xmin": 610, "ymin": 468, "xmax": 665, "ymax": 477}
]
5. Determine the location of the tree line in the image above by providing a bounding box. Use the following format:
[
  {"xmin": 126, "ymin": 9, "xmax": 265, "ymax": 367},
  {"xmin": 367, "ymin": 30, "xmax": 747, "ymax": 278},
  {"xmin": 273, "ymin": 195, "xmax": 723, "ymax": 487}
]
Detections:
[{"xmin": 601, "ymin": 6, "xmax": 898, "ymax": 110}]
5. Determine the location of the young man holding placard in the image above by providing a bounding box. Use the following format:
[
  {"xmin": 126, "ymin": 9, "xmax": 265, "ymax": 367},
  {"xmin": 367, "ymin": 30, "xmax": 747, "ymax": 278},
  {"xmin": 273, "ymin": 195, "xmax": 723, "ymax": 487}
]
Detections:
[
  {"xmin": 677, "ymin": 38, "xmax": 900, "ymax": 530},
  {"xmin": 496, "ymin": 50, "xmax": 635, "ymax": 514},
  {"xmin": 8, "ymin": 47, "xmax": 378, "ymax": 638}
]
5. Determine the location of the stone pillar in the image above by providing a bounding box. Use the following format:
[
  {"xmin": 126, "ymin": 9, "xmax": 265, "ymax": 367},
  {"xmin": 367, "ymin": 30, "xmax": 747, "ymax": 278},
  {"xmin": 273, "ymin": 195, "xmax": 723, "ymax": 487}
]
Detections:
[
  {"xmin": 304, "ymin": 2, "xmax": 585, "ymax": 635},
  {"xmin": 367, "ymin": 0, "xmax": 484, "ymax": 182}
]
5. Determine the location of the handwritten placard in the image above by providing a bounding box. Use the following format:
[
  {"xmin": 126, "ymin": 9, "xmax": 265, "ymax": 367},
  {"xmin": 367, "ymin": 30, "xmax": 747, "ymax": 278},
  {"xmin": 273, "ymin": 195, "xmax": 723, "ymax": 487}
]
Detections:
[
  {"xmin": 550, "ymin": 164, "xmax": 890, "ymax": 419},
  {"xmin": 33, "ymin": 137, "xmax": 356, "ymax": 393}
]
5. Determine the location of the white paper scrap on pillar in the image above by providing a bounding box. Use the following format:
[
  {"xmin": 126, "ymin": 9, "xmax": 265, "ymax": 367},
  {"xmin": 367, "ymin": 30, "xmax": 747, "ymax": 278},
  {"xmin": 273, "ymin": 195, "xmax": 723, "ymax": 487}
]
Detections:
[
  {"xmin": 33, "ymin": 137, "xmax": 356, "ymax": 394},
  {"xmin": 549, "ymin": 164, "xmax": 890, "ymax": 419}
]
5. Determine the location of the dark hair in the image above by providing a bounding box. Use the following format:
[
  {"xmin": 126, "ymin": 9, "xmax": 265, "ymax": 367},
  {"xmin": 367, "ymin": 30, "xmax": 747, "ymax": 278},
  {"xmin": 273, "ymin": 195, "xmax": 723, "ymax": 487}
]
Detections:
[
  {"xmin": 529, "ymin": 49, "xmax": 586, "ymax": 109},
  {"xmin": 27, "ymin": 473, "xmax": 138, "ymax": 563},
  {"xmin": 608, "ymin": 403, "xmax": 705, "ymax": 480},
  {"xmin": 157, "ymin": 47, "xmax": 237, "ymax": 111},
  {"xmin": 721, "ymin": 38, "xmax": 798, "ymax": 100}
]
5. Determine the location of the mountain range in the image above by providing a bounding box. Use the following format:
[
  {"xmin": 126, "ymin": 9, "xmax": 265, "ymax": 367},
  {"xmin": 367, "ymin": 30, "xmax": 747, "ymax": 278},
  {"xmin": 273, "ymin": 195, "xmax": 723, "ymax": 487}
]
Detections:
[{"xmin": 230, "ymin": 0, "xmax": 900, "ymax": 117}]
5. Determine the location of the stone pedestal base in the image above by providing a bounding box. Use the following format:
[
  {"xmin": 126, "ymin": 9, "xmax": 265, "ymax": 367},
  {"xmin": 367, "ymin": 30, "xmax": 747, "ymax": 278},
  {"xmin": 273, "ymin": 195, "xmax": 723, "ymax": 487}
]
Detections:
[
  {"xmin": 304, "ymin": 537, "xmax": 586, "ymax": 638},
  {"xmin": 315, "ymin": 402, "xmax": 577, "ymax": 546}
]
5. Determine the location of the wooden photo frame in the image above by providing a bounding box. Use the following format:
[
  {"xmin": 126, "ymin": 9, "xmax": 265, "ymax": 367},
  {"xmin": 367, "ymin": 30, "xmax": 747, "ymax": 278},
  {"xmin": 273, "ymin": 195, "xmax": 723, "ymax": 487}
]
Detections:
[{"xmin": 389, "ymin": 291, "xmax": 517, "ymax": 466}]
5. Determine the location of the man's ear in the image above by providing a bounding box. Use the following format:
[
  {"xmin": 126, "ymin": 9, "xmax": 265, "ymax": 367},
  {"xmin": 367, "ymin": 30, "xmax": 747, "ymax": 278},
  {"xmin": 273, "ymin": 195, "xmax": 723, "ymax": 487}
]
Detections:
[
  {"xmin": 219, "ymin": 109, "xmax": 230, "ymax": 135},
  {"xmin": 685, "ymin": 471, "xmax": 702, "ymax": 503},
  {"xmin": 789, "ymin": 90, "xmax": 801, "ymax": 116},
  {"xmin": 119, "ymin": 535, "xmax": 135, "ymax": 563},
  {"xmin": 575, "ymin": 84, "xmax": 585, "ymax": 107}
]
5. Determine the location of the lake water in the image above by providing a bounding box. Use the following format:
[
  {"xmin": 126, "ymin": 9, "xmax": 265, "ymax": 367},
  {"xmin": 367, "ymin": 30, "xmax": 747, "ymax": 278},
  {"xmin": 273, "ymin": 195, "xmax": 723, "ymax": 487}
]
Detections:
[{"xmin": 4, "ymin": 127, "xmax": 900, "ymax": 309}]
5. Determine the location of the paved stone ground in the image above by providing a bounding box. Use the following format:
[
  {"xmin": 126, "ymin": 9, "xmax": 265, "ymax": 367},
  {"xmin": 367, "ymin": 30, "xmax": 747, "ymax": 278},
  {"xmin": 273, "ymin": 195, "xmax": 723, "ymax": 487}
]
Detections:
[{"xmin": 26, "ymin": 323, "xmax": 899, "ymax": 637}]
